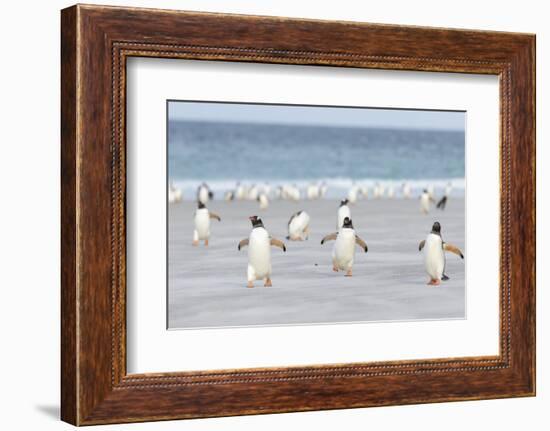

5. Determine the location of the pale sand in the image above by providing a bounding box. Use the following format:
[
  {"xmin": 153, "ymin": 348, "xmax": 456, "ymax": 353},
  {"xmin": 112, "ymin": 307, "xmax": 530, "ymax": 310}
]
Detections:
[{"xmin": 168, "ymin": 197, "xmax": 465, "ymax": 329}]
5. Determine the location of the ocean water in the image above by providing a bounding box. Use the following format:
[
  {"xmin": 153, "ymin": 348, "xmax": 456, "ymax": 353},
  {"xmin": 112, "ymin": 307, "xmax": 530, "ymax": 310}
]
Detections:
[{"xmin": 168, "ymin": 120, "xmax": 465, "ymax": 199}]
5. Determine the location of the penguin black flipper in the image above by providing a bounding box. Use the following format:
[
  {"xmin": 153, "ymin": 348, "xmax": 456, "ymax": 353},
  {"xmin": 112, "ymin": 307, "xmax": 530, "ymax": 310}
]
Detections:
[
  {"xmin": 443, "ymin": 242, "xmax": 464, "ymax": 259},
  {"xmin": 238, "ymin": 239, "xmax": 249, "ymax": 251},
  {"xmin": 321, "ymin": 232, "xmax": 338, "ymax": 245},
  {"xmin": 436, "ymin": 196, "xmax": 447, "ymax": 210},
  {"xmin": 209, "ymin": 212, "xmax": 221, "ymax": 221},
  {"xmin": 270, "ymin": 238, "xmax": 287, "ymax": 252},
  {"xmin": 442, "ymin": 274, "xmax": 450, "ymax": 281},
  {"xmin": 418, "ymin": 240, "xmax": 426, "ymax": 251},
  {"xmin": 355, "ymin": 235, "xmax": 368, "ymax": 253}
]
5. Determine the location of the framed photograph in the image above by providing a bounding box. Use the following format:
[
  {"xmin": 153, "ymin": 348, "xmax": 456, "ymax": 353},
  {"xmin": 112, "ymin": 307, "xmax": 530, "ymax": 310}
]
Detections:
[{"xmin": 61, "ymin": 4, "xmax": 535, "ymax": 425}]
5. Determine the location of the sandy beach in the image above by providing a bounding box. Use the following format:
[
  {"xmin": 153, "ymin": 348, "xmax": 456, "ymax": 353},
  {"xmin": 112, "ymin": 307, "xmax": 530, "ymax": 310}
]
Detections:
[{"xmin": 168, "ymin": 197, "xmax": 465, "ymax": 329}]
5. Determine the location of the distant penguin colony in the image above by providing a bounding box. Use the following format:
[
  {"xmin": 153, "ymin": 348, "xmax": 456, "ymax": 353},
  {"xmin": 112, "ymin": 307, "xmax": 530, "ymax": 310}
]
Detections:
[
  {"xmin": 176, "ymin": 180, "xmax": 463, "ymax": 288},
  {"xmin": 418, "ymin": 221, "xmax": 464, "ymax": 285},
  {"xmin": 237, "ymin": 216, "xmax": 287, "ymax": 288},
  {"xmin": 192, "ymin": 201, "xmax": 221, "ymax": 246}
]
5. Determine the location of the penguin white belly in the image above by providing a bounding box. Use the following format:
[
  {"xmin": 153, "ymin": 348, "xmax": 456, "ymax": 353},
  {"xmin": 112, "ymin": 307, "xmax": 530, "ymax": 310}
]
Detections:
[
  {"xmin": 332, "ymin": 229, "xmax": 356, "ymax": 270},
  {"xmin": 424, "ymin": 234, "xmax": 445, "ymax": 280},
  {"xmin": 337, "ymin": 206, "xmax": 351, "ymax": 230},
  {"xmin": 194, "ymin": 209, "xmax": 210, "ymax": 239},
  {"xmin": 248, "ymin": 228, "xmax": 272, "ymax": 280},
  {"xmin": 288, "ymin": 218, "xmax": 302, "ymax": 239}
]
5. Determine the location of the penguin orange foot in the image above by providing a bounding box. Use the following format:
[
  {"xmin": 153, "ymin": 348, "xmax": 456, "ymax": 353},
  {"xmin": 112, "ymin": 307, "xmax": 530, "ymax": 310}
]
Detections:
[
  {"xmin": 247, "ymin": 281, "xmax": 254, "ymax": 288},
  {"xmin": 264, "ymin": 278, "xmax": 272, "ymax": 287}
]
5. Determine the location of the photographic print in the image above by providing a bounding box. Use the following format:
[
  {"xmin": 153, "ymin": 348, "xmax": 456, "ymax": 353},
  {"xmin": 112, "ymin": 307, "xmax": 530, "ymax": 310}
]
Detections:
[{"xmin": 167, "ymin": 101, "xmax": 465, "ymax": 329}]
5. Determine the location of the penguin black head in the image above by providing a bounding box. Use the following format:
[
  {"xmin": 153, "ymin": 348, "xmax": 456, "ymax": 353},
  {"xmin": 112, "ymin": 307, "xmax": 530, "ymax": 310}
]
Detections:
[
  {"xmin": 197, "ymin": 201, "xmax": 206, "ymax": 209},
  {"xmin": 249, "ymin": 215, "xmax": 264, "ymax": 228},
  {"xmin": 342, "ymin": 217, "xmax": 354, "ymax": 229},
  {"xmin": 431, "ymin": 221, "xmax": 441, "ymax": 235},
  {"xmin": 340, "ymin": 199, "xmax": 349, "ymax": 207},
  {"xmin": 423, "ymin": 189, "xmax": 428, "ymax": 194}
]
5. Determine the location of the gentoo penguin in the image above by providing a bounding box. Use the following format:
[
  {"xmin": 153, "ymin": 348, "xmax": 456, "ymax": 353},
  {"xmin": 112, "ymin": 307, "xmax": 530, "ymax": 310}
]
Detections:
[
  {"xmin": 248, "ymin": 184, "xmax": 259, "ymax": 201},
  {"xmin": 337, "ymin": 199, "xmax": 351, "ymax": 231},
  {"xmin": 445, "ymin": 182, "xmax": 453, "ymax": 197},
  {"xmin": 262, "ymin": 182, "xmax": 271, "ymax": 197},
  {"xmin": 437, "ymin": 182, "xmax": 453, "ymax": 210},
  {"xmin": 257, "ymin": 192, "xmax": 269, "ymax": 210},
  {"xmin": 237, "ymin": 216, "xmax": 286, "ymax": 288},
  {"xmin": 347, "ymin": 185, "xmax": 359, "ymax": 204},
  {"xmin": 320, "ymin": 182, "xmax": 328, "ymax": 198},
  {"xmin": 192, "ymin": 201, "xmax": 221, "ymax": 246},
  {"xmin": 321, "ymin": 217, "xmax": 368, "ymax": 277},
  {"xmin": 286, "ymin": 210, "xmax": 311, "ymax": 241},
  {"xmin": 420, "ymin": 189, "xmax": 435, "ymax": 214},
  {"xmin": 387, "ymin": 183, "xmax": 395, "ymax": 199},
  {"xmin": 436, "ymin": 195, "xmax": 448, "ymax": 210},
  {"xmin": 402, "ymin": 182, "xmax": 412, "ymax": 199},
  {"xmin": 373, "ymin": 182, "xmax": 385, "ymax": 199},
  {"xmin": 224, "ymin": 190, "xmax": 235, "ymax": 201},
  {"xmin": 418, "ymin": 221, "xmax": 464, "ymax": 285},
  {"xmin": 360, "ymin": 185, "xmax": 369, "ymax": 199},
  {"xmin": 235, "ymin": 182, "xmax": 245, "ymax": 200},
  {"xmin": 427, "ymin": 184, "xmax": 435, "ymax": 200},
  {"xmin": 307, "ymin": 183, "xmax": 320, "ymax": 200},
  {"xmin": 168, "ymin": 182, "xmax": 182, "ymax": 203},
  {"xmin": 197, "ymin": 183, "xmax": 213, "ymax": 205},
  {"xmin": 289, "ymin": 184, "xmax": 300, "ymax": 201}
]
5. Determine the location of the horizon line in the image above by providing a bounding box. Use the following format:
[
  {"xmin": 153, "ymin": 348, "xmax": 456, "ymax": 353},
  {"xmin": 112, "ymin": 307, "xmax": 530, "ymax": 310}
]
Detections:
[{"xmin": 168, "ymin": 117, "xmax": 465, "ymax": 132}]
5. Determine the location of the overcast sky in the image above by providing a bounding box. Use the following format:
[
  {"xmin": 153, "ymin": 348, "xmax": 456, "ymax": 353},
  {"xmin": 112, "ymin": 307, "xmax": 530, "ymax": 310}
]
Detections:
[{"xmin": 168, "ymin": 101, "xmax": 465, "ymax": 131}]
